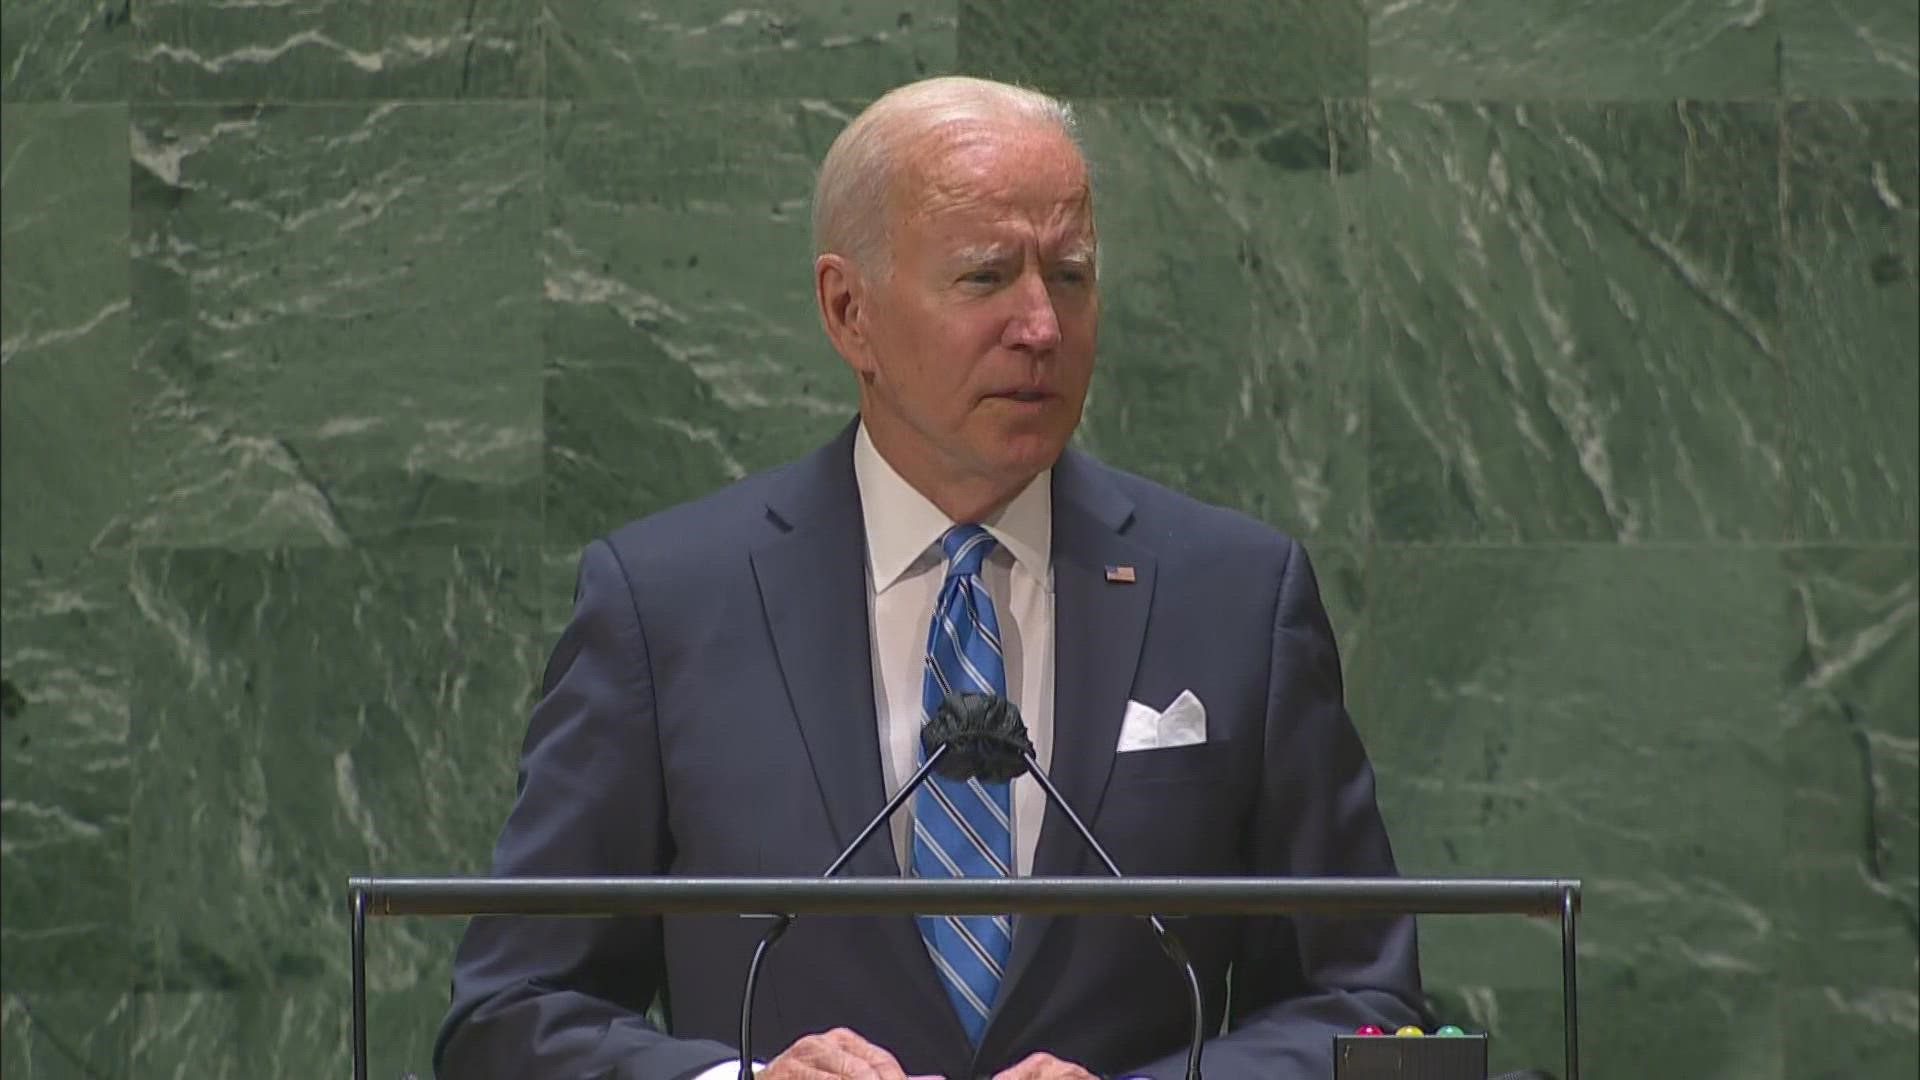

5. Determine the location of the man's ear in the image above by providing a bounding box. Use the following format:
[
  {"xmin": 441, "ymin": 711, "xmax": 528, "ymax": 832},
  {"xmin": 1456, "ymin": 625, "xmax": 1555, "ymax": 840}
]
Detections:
[{"xmin": 815, "ymin": 253, "xmax": 876, "ymax": 377}]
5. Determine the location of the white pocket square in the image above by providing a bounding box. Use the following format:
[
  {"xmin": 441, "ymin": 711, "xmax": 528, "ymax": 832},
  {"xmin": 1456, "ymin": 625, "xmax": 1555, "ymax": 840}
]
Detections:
[{"xmin": 1116, "ymin": 690, "xmax": 1207, "ymax": 752}]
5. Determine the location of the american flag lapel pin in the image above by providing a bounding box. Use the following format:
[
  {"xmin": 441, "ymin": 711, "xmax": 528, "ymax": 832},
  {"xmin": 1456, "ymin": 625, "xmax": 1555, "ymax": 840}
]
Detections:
[{"xmin": 1104, "ymin": 565, "xmax": 1137, "ymax": 584}]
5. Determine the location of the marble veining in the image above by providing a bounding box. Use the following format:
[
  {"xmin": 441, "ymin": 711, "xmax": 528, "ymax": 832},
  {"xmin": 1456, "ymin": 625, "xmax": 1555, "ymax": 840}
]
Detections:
[
  {"xmin": 0, "ymin": 550, "xmax": 131, "ymax": 997},
  {"xmin": 132, "ymin": 0, "xmax": 542, "ymax": 102},
  {"xmin": 548, "ymin": 0, "xmax": 957, "ymax": 99},
  {"xmin": 1368, "ymin": 102, "xmax": 1788, "ymax": 542},
  {"xmin": 1782, "ymin": 0, "xmax": 1920, "ymax": 97},
  {"xmin": 1368, "ymin": 0, "xmax": 1779, "ymax": 99},
  {"xmin": 1784, "ymin": 101, "xmax": 1919, "ymax": 541},
  {"xmin": 0, "ymin": 0, "xmax": 129, "ymax": 103},
  {"xmin": 126, "ymin": 103, "xmax": 543, "ymax": 548}
]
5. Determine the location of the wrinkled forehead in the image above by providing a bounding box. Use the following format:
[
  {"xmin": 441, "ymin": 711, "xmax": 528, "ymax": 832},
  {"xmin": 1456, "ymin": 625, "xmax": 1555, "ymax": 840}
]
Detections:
[{"xmin": 889, "ymin": 122, "xmax": 1096, "ymax": 245}]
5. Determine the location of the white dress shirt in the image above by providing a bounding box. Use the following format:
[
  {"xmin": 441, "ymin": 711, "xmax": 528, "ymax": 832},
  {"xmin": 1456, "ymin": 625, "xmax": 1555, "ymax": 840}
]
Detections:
[
  {"xmin": 853, "ymin": 422, "xmax": 1055, "ymax": 878},
  {"xmin": 693, "ymin": 426, "xmax": 1057, "ymax": 1079}
]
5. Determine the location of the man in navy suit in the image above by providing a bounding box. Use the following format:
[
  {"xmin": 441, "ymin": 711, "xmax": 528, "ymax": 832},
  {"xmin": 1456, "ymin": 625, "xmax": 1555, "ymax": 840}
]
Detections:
[{"xmin": 437, "ymin": 76, "xmax": 1423, "ymax": 1080}]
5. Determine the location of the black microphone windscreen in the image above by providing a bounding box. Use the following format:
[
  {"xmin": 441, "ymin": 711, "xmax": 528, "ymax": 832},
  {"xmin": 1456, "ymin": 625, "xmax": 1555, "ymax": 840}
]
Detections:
[{"xmin": 922, "ymin": 692, "xmax": 1034, "ymax": 783}]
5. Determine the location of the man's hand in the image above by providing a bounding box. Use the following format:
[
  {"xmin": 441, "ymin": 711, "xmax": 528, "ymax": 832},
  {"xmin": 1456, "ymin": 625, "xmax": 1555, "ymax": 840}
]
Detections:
[
  {"xmin": 761, "ymin": 1026, "xmax": 943, "ymax": 1080},
  {"xmin": 992, "ymin": 1051, "xmax": 1099, "ymax": 1080}
]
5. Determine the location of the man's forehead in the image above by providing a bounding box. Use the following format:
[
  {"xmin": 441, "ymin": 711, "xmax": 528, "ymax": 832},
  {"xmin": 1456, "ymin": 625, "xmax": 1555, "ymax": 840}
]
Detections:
[
  {"xmin": 918, "ymin": 194, "xmax": 1094, "ymax": 238},
  {"xmin": 916, "ymin": 170, "xmax": 1091, "ymax": 218},
  {"xmin": 894, "ymin": 123, "xmax": 1092, "ymax": 223},
  {"xmin": 900, "ymin": 186, "xmax": 1093, "ymax": 265}
]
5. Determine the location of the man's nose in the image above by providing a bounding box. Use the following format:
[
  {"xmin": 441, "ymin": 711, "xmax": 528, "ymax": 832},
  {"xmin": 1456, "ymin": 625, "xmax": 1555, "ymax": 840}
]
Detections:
[{"xmin": 1003, "ymin": 272, "xmax": 1063, "ymax": 352}]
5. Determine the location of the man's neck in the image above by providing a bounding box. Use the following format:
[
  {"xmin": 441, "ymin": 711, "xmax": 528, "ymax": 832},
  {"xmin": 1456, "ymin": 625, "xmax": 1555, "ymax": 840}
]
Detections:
[{"xmin": 860, "ymin": 420, "xmax": 1036, "ymax": 524}]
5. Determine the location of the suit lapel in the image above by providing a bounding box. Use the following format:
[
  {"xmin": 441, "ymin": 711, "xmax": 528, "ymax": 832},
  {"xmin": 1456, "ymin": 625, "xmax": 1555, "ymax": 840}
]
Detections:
[
  {"xmin": 985, "ymin": 448, "xmax": 1155, "ymax": 1052},
  {"xmin": 749, "ymin": 438, "xmax": 895, "ymax": 877},
  {"xmin": 748, "ymin": 421, "xmax": 972, "ymax": 1057}
]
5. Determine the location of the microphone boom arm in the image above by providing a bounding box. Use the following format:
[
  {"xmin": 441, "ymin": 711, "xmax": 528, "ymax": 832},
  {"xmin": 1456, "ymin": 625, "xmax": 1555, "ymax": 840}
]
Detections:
[
  {"xmin": 825, "ymin": 744, "xmax": 949, "ymax": 879},
  {"xmin": 738, "ymin": 744, "xmax": 952, "ymax": 1080},
  {"xmin": 1021, "ymin": 749, "xmax": 1207, "ymax": 1080}
]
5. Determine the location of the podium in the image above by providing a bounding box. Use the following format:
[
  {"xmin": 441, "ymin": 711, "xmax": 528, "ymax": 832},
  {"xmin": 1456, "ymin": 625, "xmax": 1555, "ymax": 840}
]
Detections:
[{"xmin": 346, "ymin": 875, "xmax": 1582, "ymax": 1080}]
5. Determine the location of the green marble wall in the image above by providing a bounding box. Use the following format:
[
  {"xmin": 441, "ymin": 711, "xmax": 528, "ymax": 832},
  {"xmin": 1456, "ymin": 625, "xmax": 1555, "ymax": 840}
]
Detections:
[{"xmin": 1, "ymin": 2, "xmax": 1913, "ymax": 1077}]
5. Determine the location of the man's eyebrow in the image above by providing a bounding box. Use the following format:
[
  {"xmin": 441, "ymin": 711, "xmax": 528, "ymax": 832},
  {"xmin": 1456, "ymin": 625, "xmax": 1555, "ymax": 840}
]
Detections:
[
  {"xmin": 1056, "ymin": 239, "xmax": 1098, "ymax": 264},
  {"xmin": 948, "ymin": 240, "xmax": 1098, "ymax": 267},
  {"xmin": 948, "ymin": 243, "xmax": 1014, "ymax": 266}
]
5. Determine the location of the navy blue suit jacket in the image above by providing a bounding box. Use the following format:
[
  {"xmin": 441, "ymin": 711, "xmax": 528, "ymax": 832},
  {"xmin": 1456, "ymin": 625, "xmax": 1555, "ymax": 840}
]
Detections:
[{"xmin": 437, "ymin": 422, "xmax": 1423, "ymax": 1079}]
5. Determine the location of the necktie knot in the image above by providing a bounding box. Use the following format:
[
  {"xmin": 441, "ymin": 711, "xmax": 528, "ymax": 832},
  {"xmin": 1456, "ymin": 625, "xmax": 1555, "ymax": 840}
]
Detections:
[{"xmin": 941, "ymin": 524, "xmax": 997, "ymax": 580}]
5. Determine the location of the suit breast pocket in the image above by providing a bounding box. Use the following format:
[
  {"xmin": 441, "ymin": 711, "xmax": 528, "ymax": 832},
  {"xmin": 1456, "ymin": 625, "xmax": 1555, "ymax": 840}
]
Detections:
[
  {"xmin": 1107, "ymin": 739, "xmax": 1229, "ymax": 786},
  {"xmin": 1096, "ymin": 742, "xmax": 1242, "ymax": 873}
]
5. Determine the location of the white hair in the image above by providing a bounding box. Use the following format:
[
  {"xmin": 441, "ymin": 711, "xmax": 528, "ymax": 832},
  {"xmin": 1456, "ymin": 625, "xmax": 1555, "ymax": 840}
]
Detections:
[{"xmin": 811, "ymin": 76, "xmax": 1089, "ymax": 277}]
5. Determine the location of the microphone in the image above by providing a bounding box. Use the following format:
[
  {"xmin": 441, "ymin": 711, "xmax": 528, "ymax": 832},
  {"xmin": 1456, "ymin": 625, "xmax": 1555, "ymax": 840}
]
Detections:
[
  {"xmin": 735, "ymin": 701, "xmax": 973, "ymax": 1080},
  {"xmin": 736, "ymin": 693, "xmax": 1206, "ymax": 1080},
  {"xmin": 918, "ymin": 690, "xmax": 1033, "ymax": 783},
  {"xmin": 926, "ymin": 693, "xmax": 1206, "ymax": 1080}
]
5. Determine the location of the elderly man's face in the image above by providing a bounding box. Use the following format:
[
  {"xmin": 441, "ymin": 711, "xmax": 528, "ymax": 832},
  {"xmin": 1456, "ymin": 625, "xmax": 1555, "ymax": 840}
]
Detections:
[{"xmin": 846, "ymin": 121, "xmax": 1098, "ymax": 501}]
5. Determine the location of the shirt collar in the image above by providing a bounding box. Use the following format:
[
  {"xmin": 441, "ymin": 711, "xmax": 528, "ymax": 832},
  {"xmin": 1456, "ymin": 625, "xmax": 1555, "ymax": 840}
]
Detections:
[{"xmin": 853, "ymin": 422, "xmax": 1052, "ymax": 594}]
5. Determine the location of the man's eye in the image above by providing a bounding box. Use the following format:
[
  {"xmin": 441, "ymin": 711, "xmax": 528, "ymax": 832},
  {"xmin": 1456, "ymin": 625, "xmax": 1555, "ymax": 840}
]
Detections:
[
  {"xmin": 1051, "ymin": 269, "xmax": 1090, "ymax": 285},
  {"xmin": 962, "ymin": 270, "xmax": 1001, "ymax": 285}
]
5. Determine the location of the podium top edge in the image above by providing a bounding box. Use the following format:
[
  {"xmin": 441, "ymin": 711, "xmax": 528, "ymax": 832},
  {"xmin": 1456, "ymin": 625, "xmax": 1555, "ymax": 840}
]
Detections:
[{"xmin": 345, "ymin": 876, "xmax": 1582, "ymax": 919}]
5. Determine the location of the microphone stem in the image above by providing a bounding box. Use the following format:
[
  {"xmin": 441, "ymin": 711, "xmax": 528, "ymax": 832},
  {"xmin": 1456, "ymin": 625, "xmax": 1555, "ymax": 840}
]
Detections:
[
  {"xmin": 823, "ymin": 746, "xmax": 949, "ymax": 879},
  {"xmin": 1021, "ymin": 751, "xmax": 1205, "ymax": 1080},
  {"xmin": 1018, "ymin": 750, "xmax": 1122, "ymax": 878},
  {"xmin": 738, "ymin": 916, "xmax": 789, "ymax": 1080},
  {"xmin": 739, "ymin": 744, "xmax": 952, "ymax": 1080}
]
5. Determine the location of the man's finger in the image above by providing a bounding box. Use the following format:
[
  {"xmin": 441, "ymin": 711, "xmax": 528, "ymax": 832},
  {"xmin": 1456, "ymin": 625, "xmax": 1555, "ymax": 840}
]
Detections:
[
  {"xmin": 768, "ymin": 1032, "xmax": 887, "ymax": 1080},
  {"xmin": 992, "ymin": 1052, "xmax": 1042, "ymax": 1080},
  {"xmin": 815, "ymin": 1027, "xmax": 910, "ymax": 1080},
  {"xmin": 993, "ymin": 1051, "xmax": 1097, "ymax": 1080},
  {"xmin": 760, "ymin": 1044, "xmax": 841, "ymax": 1080}
]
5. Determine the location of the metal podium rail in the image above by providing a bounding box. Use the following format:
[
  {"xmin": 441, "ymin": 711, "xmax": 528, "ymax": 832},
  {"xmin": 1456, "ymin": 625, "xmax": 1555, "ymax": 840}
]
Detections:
[{"xmin": 347, "ymin": 876, "xmax": 1582, "ymax": 1080}]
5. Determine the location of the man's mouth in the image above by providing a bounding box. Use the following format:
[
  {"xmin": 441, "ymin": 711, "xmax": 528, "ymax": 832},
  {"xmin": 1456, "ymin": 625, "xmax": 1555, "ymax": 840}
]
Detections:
[{"xmin": 990, "ymin": 389, "xmax": 1053, "ymax": 403}]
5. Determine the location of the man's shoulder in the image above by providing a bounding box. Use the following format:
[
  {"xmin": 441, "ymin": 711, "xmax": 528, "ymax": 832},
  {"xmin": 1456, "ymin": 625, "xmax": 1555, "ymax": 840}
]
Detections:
[
  {"xmin": 596, "ymin": 460, "xmax": 794, "ymax": 572},
  {"xmin": 1067, "ymin": 449, "xmax": 1301, "ymax": 566},
  {"xmin": 594, "ymin": 420, "xmax": 860, "ymax": 571}
]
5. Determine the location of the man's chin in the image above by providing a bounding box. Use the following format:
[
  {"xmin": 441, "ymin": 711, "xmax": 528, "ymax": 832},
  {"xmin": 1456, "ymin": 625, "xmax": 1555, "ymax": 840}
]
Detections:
[{"xmin": 983, "ymin": 431, "xmax": 1071, "ymax": 479}]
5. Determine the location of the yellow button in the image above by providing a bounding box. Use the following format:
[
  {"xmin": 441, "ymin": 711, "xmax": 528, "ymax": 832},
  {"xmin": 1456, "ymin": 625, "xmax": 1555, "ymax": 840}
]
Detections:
[{"xmin": 1394, "ymin": 1025, "xmax": 1424, "ymax": 1037}]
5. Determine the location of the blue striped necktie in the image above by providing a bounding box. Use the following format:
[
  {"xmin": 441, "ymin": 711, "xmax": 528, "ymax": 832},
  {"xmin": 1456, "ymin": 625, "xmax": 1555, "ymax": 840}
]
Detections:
[{"xmin": 912, "ymin": 524, "xmax": 1014, "ymax": 1044}]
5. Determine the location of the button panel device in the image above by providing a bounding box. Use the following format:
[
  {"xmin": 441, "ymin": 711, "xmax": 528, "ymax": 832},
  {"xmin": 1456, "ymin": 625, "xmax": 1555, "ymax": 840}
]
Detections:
[{"xmin": 1334, "ymin": 1024, "xmax": 1490, "ymax": 1080}]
